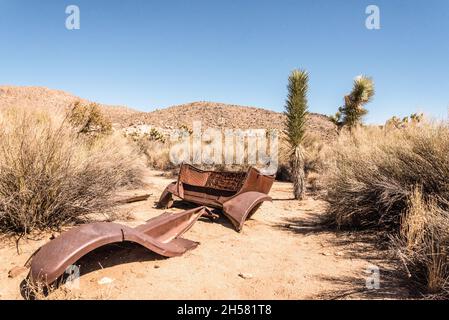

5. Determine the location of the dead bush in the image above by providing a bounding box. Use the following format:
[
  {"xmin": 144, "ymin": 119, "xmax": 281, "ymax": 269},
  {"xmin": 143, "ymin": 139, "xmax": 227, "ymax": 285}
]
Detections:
[
  {"xmin": 323, "ymin": 123, "xmax": 449, "ymax": 230},
  {"xmin": 0, "ymin": 107, "xmax": 143, "ymax": 235},
  {"xmin": 322, "ymin": 123, "xmax": 449, "ymax": 297},
  {"xmin": 394, "ymin": 189, "xmax": 449, "ymax": 298}
]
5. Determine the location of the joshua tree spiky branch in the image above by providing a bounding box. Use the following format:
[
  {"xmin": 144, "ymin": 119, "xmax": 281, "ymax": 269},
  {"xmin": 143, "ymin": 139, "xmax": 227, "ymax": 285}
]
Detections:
[
  {"xmin": 284, "ymin": 69, "xmax": 309, "ymax": 200},
  {"xmin": 332, "ymin": 75, "xmax": 375, "ymax": 130}
]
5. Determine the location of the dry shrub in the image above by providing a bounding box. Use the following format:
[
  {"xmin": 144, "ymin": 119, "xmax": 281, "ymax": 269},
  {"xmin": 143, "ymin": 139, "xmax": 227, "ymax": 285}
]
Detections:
[
  {"xmin": 68, "ymin": 101, "xmax": 112, "ymax": 136},
  {"xmin": 0, "ymin": 107, "xmax": 143, "ymax": 235},
  {"xmin": 395, "ymin": 189, "xmax": 449, "ymax": 298},
  {"xmin": 133, "ymin": 137, "xmax": 173, "ymax": 171},
  {"xmin": 323, "ymin": 122, "xmax": 449, "ymax": 297},
  {"xmin": 323, "ymin": 123, "xmax": 449, "ymax": 230}
]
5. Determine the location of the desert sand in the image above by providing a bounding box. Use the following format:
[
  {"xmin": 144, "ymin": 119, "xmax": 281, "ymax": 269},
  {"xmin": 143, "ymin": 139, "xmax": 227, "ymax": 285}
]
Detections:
[{"xmin": 0, "ymin": 169, "xmax": 408, "ymax": 300}]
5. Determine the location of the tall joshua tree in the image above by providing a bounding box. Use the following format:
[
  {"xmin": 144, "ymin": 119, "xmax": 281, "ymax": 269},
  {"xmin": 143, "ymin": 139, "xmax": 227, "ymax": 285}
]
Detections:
[
  {"xmin": 332, "ymin": 75, "xmax": 375, "ymax": 130},
  {"xmin": 284, "ymin": 69, "xmax": 309, "ymax": 200}
]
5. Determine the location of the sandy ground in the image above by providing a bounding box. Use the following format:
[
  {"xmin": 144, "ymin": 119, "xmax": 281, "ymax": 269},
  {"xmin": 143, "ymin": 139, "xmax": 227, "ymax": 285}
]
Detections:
[{"xmin": 0, "ymin": 170, "xmax": 410, "ymax": 300}]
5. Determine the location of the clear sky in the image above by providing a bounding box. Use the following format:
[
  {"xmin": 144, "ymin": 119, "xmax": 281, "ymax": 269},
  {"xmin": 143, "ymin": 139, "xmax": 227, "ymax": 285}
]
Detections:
[{"xmin": 1, "ymin": 0, "xmax": 448, "ymax": 123}]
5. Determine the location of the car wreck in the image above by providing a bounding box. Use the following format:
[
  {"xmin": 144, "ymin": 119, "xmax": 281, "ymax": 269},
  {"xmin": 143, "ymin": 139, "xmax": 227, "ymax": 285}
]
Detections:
[
  {"xmin": 158, "ymin": 164, "xmax": 275, "ymax": 231},
  {"xmin": 28, "ymin": 165, "xmax": 274, "ymax": 286}
]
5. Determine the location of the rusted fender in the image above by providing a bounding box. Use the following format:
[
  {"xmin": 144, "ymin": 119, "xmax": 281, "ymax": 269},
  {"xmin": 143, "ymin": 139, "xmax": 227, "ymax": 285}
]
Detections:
[
  {"xmin": 29, "ymin": 207, "xmax": 208, "ymax": 285},
  {"xmin": 222, "ymin": 191, "xmax": 272, "ymax": 232},
  {"xmin": 156, "ymin": 182, "xmax": 176, "ymax": 209}
]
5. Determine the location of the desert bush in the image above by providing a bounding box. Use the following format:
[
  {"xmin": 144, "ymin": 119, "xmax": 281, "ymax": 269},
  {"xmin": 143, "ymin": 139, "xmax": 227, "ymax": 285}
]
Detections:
[
  {"xmin": 148, "ymin": 128, "xmax": 166, "ymax": 143},
  {"xmin": 385, "ymin": 113, "xmax": 424, "ymax": 130},
  {"xmin": 323, "ymin": 123, "xmax": 449, "ymax": 230},
  {"xmin": 323, "ymin": 122, "xmax": 449, "ymax": 297},
  {"xmin": 0, "ymin": 107, "xmax": 143, "ymax": 235},
  {"xmin": 68, "ymin": 101, "xmax": 112, "ymax": 136},
  {"xmin": 394, "ymin": 189, "xmax": 449, "ymax": 298},
  {"xmin": 136, "ymin": 138, "xmax": 173, "ymax": 171}
]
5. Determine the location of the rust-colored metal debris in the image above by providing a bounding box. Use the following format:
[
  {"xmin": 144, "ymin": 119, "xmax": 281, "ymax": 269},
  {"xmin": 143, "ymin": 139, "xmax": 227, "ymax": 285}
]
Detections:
[
  {"xmin": 115, "ymin": 193, "xmax": 152, "ymax": 204},
  {"xmin": 158, "ymin": 164, "xmax": 275, "ymax": 231},
  {"xmin": 29, "ymin": 206, "xmax": 209, "ymax": 285},
  {"xmin": 27, "ymin": 165, "xmax": 274, "ymax": 286}
]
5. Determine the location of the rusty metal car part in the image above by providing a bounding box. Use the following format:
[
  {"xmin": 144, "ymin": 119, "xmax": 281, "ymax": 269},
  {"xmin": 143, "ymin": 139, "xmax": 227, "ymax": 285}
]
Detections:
[
  {"xmin": 29, "ymin": 206, "xmax": 209, "ymax": 285},
  {"xmin": 157, "ymin": 164, "xmax": 275, "ymax": 231}
]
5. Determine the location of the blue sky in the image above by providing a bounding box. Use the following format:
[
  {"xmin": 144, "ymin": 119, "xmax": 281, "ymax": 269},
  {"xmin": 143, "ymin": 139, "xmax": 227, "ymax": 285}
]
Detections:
[{"xmin": 0, "ymin": 0, "xmax": 448, "ymax": 123}]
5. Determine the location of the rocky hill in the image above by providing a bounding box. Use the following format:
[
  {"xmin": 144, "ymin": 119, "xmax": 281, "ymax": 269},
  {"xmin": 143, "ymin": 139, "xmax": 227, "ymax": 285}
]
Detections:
[
  {"xmin": 0, "ymin": 86, "xmax": 138, "ymax": 124},
  {"xmin": 0, "ymin": 86, "xmax": 337, "ymax": 141}
]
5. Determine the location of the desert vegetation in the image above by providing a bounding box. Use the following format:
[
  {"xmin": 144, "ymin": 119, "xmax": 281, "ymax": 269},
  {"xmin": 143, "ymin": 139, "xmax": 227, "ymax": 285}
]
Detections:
[
  {"xmin": 68, "ymin": 101, "xmax": 113, "ymax": 136},
  {"xmin": 323, "ymin": 122, "xmax": 449, "ymax": 298},
  {"xmin": 331, "ymin": 75, "xmax": 375, "ymax": 130},
  {"xmin": 1, "ymin": 85, "xmax": 447, "ymax": 300},
  {"xmin": 284, "ymin": 69, "xmax": 309, "ymax": 200},
  {"xmin": 0, "ymin": 105, "xmax": 143, "ymax": 236}
]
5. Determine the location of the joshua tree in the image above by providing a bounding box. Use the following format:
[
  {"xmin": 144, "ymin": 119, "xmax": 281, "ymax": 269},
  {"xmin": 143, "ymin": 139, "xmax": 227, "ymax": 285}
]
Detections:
[
  {"xmin": 284, "ymin": 69, "xmax": 309, "ymax": 200},
  {"xmin": 332, "ymin": 75, "xmax": 375, "ymax": 130}
]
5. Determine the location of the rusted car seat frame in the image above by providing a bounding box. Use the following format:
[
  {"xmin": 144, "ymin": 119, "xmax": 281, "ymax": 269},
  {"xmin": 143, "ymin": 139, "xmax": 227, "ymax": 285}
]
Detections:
[{"xmin": 158, "ymin": 164, "xmax": 275, "ymax": 231}]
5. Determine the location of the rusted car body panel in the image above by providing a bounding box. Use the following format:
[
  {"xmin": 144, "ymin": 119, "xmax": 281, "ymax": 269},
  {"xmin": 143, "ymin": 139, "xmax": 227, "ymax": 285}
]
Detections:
[
  {"xmin": 158, "ymin": 164, "xmax": 275, "ymax": 231},
  {"xmin": 28, "ymin": 166, "xmax": 275, "ymax": 286},
  {"xmin": 29, "ymin": 206, "xmax": 208, "ymax": 285}
]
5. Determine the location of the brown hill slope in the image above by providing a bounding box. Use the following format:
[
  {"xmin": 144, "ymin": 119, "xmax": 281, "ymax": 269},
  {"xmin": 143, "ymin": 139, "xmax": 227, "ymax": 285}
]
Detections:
[
  {"xmin": 127, "ymin": 102, "xmax": 337, "ymax": 141},
  {"xmin": 0, "ymin": 86, "xmax": 138, "ymax": 124},
  {"xmin": 0, "ymin": 86, "xmax": 337, "ymax": 140}
]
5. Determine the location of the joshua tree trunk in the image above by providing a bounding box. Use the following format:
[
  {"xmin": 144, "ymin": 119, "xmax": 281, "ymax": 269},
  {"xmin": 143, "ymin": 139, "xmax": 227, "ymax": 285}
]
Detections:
[{"xmin": 292, "ymin": 146, "xmax": 305, "ymax": 200}]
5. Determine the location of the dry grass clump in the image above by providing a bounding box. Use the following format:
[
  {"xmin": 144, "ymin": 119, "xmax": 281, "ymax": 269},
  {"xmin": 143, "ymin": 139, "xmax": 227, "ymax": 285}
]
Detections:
[
  {"xmin": 136, "ymin": 138, "xmax": 174, "ymax": 171},
  {"xmin": 323, "ymin": 123, "xmax": 449, "ymax": 230},
  {"xmin": 394, "ymin": 189, "xmax": 449, "ymax": 298},
  {"xmin": 0, "ymin": 107, "xmax": 143, "ymax": 235},
  {"xmin": 323, "ymin": 123, "xmax": 449, "ymax": 297}
]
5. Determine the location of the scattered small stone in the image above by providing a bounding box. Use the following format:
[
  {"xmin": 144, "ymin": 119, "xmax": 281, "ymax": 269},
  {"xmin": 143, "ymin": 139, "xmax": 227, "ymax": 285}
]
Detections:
[
  {"xmin": 335, "ymin": 251, "xmax": 344, "ymax": 256},
  {"xmin": 98, "ymin": 277, "xmax": 114, "ymax": 285},
  {"xmin": 154, "ymin": 265, "xmax": 160, "ymax": 269},
  {"xmin": 8, "ymin": 266, "xmax": 28, "ymax": 278},
  {"xmin": 238, "ymin": 273, "xmax": 254, "ymax": 280},
  {"xmin": 321, "ymin": 252, "xmax": 331, "ymax": 256}
]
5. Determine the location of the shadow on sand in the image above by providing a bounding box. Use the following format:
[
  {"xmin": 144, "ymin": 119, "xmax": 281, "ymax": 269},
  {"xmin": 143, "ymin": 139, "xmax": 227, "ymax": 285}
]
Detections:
[
  {"xmin": 273, "ymin": 211, "xmax": 419, "ymax": 299},
  {"xmin": 156, "ymin": 200, "xmax": 237, "ymax": 232}
]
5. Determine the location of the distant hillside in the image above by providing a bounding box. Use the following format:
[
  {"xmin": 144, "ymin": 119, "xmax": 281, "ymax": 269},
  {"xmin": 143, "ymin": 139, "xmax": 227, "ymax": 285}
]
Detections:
[
  {"xmin": 0, "ymin": 86, "xmax": 138, "ymax": 125},
  {"xmin": 127, "ymin": 102, "xmax": 338, "ymax": 141},
  {"xmin": 0, "ymin": 86, "xmax": 338, "ymax": 141}
]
